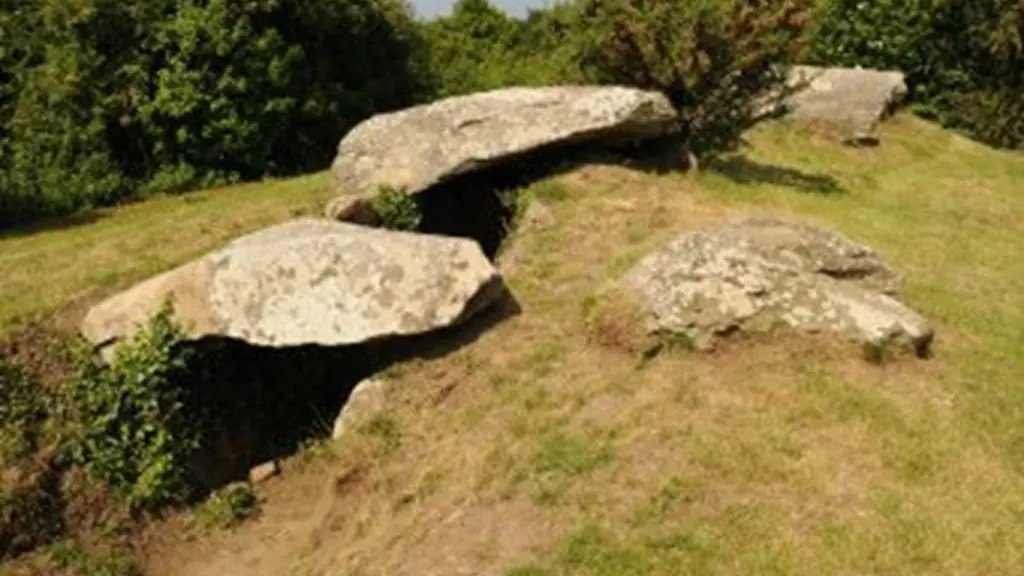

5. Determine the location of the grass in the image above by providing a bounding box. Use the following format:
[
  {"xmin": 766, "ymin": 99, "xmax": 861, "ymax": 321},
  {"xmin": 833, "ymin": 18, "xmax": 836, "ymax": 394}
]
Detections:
[
  {"xmin": 693, "ymin": 117, "xmax": 1024, "ymax": 465},
  {"xmin": 362, "ymin": 414, "xmax": 403, "ymax": 458},
  {"xmin": 505, "ymin": 523, "xmax": 724, "ymax": 576},
  {"xmin": 2, "ymin": 114, "xmax": 1024, "ymax": 575},
  {"xmin": 520, "ymin": 431, "xmax": 615, "ymax": 505}
]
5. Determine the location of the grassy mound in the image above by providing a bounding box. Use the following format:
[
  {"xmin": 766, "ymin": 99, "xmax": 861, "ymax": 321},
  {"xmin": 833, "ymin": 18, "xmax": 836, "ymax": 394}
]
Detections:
[{"xmin": 2, "ymin": 114, "xmax": 1023, "ymax": 575}]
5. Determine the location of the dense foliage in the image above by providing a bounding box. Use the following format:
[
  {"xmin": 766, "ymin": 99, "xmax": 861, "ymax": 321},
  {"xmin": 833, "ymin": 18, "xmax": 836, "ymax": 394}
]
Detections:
[
  {"xmin": 0, "ymin": 0, "xmax": 427, "ymax": 229},
  {"xmin": 578, "ymin": 0, "xmax": 814, "ymax": 155},
  {"xmin": 811, "ymin": 0, "xmax": 1024, "ymax": 149},
  {"xmin": 2, "ymin": 0, "xmax": 1021, "ymax": 230}
]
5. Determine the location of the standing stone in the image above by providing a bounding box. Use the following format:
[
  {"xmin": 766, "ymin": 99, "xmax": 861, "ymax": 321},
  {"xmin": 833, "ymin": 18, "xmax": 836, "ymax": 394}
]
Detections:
[
  {"xmin": 326, "ymin": 85, "xmax": 678, "ymax": 220},
  {"xmin": 623, "ymin": 217, "xmax": 933, "ymax": 356},
  {"xmin": 81, "ymin": 219, "xmax": 507, "ymax": 351}
]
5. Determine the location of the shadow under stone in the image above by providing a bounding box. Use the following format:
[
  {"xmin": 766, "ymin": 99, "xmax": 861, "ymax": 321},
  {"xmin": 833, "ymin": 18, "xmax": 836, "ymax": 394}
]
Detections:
[{"xmin": 179, "ymin": 290, "xmax": 520, "ymax": 495}]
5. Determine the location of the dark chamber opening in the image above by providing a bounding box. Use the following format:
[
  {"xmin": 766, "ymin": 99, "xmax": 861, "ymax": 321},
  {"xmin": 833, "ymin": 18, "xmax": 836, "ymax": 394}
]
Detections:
[
  {"xmin": 412, "ymin": 136, "xmax": 681, "ymax": 259},
  {"xmin": 178, "ymin": 294, "xmax": 519, "ymax": 495}
]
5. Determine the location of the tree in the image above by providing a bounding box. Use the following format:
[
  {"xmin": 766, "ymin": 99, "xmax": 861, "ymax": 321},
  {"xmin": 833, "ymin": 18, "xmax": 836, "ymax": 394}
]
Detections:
[
  {"xmin": 579, "ymin": 0, "xmax": 815, "ymax": 156},
  {"xmin": 422, "ymin": 0, "xmax": 525, "ymax": 96}
]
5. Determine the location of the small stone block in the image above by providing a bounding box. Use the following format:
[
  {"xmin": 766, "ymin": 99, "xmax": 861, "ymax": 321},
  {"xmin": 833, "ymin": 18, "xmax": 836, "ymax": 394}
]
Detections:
[{"xmin": 249, "ymin": 461, "xmax": 280, "ymax": 484}]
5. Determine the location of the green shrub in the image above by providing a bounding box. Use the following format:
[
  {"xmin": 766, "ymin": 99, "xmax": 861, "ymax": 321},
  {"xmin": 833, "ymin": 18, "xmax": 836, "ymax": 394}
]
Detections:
[
  {"xmin": 139, "ymin": 163, "xmax": 235, "ymax": 198},
  {"xmin": 957, "ymin": 87, "xmax": 1024, "ymax": 150},
  {"xmin": 0, "ymin": 0, "xmax": 151, "ymax": 227},
  {"xmin": 578, "ymin": 0, "xmax": 815, "ymax": 156},
  {"xmin": 810, "ymin": 0, "xmax": 1024, "ymax": 149},
  {"xmin": 133, "ymin": 0, "xmax": 430, "ymax": 182},
  {"xmin": 63, "ymin": 304, "xmax": 199, "ymax": 512},
  {"xmin": 371, "ymin": 184, "xmax": 422, "ymax": 231},
  {"xmin": 513, "ymin": 3, "xmax": 589, "ymax": 85}
]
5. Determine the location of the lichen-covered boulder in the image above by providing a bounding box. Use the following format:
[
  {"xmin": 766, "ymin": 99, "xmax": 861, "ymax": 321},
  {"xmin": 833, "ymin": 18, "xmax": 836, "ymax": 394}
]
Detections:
[
  {"xmin": 624, "ymin": 217, "xmax": 933, "ymax": 355},
  {"xmin": 782, "ymin": 66, "xmax": 908, "ymax": 143},
  {"xmin": 81, "ymin": 219, "xmax": 506, "ymax": 350},
  {"xmin": 326, "ymin": 85, "xmax": 677, "ymax": 221}
]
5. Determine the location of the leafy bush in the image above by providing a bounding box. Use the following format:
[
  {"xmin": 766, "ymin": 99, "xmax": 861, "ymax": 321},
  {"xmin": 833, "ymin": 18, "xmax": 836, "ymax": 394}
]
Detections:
[
  {"xmin": 957, "ymin": 87, "xmax": 1024, "ymax": 150},
  {"xmin": 513, "ymin": 3, "xmax": 589, "ymax": 86},
  {"xmin": 63, "ymin": 304, "xmax": 199, "ymax": 512},
  {"xmin": 134, "ymin": 0, "xmax": 429, "ymax": 183},
  {"xmin": 371, "ymin": 184, "xmax": 422, "ymax": 231},
  {"xmin": 578, "ymin": 0, "xmax": 815, "ymax": 156},
  {"xmin": 0, "ymin": 0, "xmax": 158, "ymax": 227},
  {"xmin": 810, "ymin": 0, "xmax": 1024, "ymax": 148}
]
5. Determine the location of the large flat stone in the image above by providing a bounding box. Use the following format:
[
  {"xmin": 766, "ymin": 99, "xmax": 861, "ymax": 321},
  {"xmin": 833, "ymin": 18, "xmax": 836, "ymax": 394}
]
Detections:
[
  {"xmin": 326, "ymin": 85, "xmax": 677, "ymax": 220},
  {"xmin": 81, "ymin": 218, "xmax": 506, "ymax": 350}
]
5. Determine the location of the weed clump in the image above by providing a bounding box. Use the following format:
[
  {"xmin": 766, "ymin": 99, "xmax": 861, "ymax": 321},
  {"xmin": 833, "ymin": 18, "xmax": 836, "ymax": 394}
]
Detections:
[
  {"xmin": 371, "ymin": 185, "xmax": 423, "ymax": 231},
  {"xmin": 47, "ymin": 539, "xmax": 141, "ymax": 576},
  {"xmin": 191, "ymin": 482, "xmax": 260, "ymax": 531}
]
